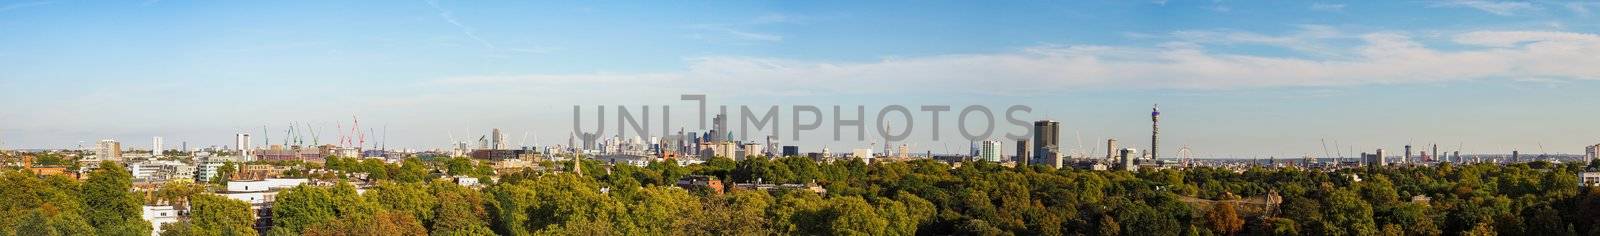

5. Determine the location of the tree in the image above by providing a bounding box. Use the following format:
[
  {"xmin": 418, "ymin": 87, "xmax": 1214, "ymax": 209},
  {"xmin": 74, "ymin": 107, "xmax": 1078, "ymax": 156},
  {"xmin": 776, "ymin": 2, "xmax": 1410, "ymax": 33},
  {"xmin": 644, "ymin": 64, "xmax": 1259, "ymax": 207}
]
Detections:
[
  {"xmin": 212, "ymin": 161, "xmax": 236, "ymax": 186},
  {"xmin": 83, "ymin": 161, "xmax": 153, "ymax": 235},
  {"xmin": 1206, "ymin": 201, "xmax": 1245, "ymax": 235},
  {"xmin": 365, "ymin": 182, "xmax": 435, "ymax": 225},
  {"xmin": 272, "ymin": 185, "xmax": 337, "ymax": 233},
  {"xmin": 827, "ymin": 196, "xmax": 889, "ymax": 235},
  {"xmin": 186, "ymin": 194, "xmax": 254, "ymax": 236},
  {"xmin": 429, "ymin": 181, "xmax": 495, "ymax": 235}
]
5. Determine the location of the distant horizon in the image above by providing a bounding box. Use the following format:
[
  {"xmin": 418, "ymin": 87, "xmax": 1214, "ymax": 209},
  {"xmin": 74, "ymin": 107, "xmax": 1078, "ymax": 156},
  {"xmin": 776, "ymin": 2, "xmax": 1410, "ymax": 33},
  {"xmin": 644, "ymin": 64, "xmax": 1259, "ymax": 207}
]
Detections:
[{"xmin": 3, "ymin": 1, "xmax": 1600, "ymax": 157}]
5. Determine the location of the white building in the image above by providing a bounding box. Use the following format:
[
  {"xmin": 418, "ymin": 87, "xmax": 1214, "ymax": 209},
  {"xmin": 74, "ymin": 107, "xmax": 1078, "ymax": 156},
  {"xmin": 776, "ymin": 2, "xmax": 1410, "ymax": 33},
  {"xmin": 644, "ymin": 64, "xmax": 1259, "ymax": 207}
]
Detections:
[
  {"xmin": 222, "ymin": 178, "xmax": 310, "ymax": 206},
  {"xmin": 195, "ymin": 156, "xmax": 238, "ymax": 182},
  {"xmin": 142, "ymin": 205, "xmax": 182, "ymax": 235},
  {"xmin": 235, "ymin": 133, "xmax": 252, "ymax": 159},
  {"xmin": 979, "ymin": 140, "xmax": 1003, "ymax": 162},
  {"xmin": 1581, "ymin": 172, "xmax": 1600, "ymax": 187},
  {"xmin": 152, "ymin": 136, "xmax": 164, "ymax": 157}
]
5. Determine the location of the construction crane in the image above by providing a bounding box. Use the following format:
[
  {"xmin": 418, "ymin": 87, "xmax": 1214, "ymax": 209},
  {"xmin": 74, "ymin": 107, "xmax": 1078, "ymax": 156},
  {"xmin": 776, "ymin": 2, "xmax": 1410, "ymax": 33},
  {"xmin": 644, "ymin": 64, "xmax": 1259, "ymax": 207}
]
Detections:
[{"xmin": 307, "ymin": 122, "xmax": 320, "ymax": 146}]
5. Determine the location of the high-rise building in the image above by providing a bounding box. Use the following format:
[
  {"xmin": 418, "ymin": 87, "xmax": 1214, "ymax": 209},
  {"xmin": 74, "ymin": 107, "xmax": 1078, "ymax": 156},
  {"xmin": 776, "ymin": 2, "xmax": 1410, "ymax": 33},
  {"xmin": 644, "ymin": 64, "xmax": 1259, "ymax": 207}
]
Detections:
[
  {"xmin": 152, "ymin": 136, "xmax": 164, "ymax": 156},
  {"xmin": 979, "ymin": 140, "xmax": 1002, "ymax": 162},
  {"xmin": 897, "ymin": 144, "xmax": 910, "ymax": 159},
  {"xmin": 235, "ymin": 133, "xmax": 252, "ymax": 156},
  {"xmin": 1106, "ymin": 138, "xmax": 1118, "ymax": 160},
  {"xmin": 1404, "ymin": 144, "xmax": 1413, "ymax": 164},
  {"xmin": 1150, "ymin": 105, "xmax": 1160, "ymax": 160},
  {"xmin": 709, "ymin": 113, "xmax": 727, "ymax": 142},
  {"xmin": 492, "ymin": 129, "xmax": 504, "ymax": 150},
  {"xmin": 1032, "ymin": 120, "xmax": 1059, "ymax": 163},
  {"xmin": 1431, "ymin": 144, "xmax": 1439, "ymax": 163},
  {"xmin": 1586, "ymin": 144, "xmax": 1599, "ymax": 160},
  {"xmin": 96, "ymin": 139, "xmax": 122, "ymax": 162},
  {"xmin": 1120, "ymin": 148, "xmax": 1137, "ymax": 171},
  {"xmin": 1015, "ymin": 139, "xmax": 1031, "ymax": 165},
  {"xmin": 1373, "ymin": 148, "xmax": 1386, "ymax": 166},
  {"xmin": 1512, "ymin": 150, "xmax": 1520, "ymax": 163}
]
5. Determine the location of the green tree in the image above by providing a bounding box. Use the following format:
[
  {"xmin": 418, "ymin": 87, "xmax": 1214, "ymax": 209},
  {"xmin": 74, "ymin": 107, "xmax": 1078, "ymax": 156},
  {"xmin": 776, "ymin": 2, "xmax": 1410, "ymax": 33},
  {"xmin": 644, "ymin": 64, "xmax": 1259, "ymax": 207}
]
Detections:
[
  {"xmin": 83, "ymin": 161, "xmax": 153, "ymax": 235},
  {"xmin": 212, "ymin": 161, "xmax": 236, "ymax": 186},
  {"xmin": 186, "ymin": 194, "xmax": 255, "ymax": 236}
]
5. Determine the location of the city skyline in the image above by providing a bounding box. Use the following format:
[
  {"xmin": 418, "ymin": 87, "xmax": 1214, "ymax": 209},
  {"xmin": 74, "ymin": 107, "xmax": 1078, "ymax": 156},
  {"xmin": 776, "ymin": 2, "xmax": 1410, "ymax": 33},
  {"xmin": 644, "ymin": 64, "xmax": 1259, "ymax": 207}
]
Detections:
[{"xmin": 3, "ymin": 1, "xmax": 1600, "ymax": 157}]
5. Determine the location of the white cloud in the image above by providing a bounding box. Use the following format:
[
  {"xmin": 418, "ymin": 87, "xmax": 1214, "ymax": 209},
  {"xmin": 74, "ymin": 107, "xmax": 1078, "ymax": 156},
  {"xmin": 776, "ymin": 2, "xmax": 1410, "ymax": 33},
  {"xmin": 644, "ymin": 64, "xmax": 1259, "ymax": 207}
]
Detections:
[
  {"xmin": 434, "ymin": 30, "xmax": 1600, "ymax": 95},
  {"xmin": 1568, "ymin": 2, "xmax": 1600, "ymax": 15},
  {"xmin": 1431, "ymin": 0, "xmax": 1538, "ymax": 16},
  {"xmin": 1170, "ymin": 25, "xmax": 1347, "ymax": 56}
]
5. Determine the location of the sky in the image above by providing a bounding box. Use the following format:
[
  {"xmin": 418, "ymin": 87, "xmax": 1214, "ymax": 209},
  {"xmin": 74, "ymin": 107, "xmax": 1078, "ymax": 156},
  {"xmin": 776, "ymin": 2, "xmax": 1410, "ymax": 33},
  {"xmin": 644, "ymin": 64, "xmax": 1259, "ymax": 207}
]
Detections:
[{"xmin": 2, "ymin": 0, "xmax": 1599, "ymax": 158}]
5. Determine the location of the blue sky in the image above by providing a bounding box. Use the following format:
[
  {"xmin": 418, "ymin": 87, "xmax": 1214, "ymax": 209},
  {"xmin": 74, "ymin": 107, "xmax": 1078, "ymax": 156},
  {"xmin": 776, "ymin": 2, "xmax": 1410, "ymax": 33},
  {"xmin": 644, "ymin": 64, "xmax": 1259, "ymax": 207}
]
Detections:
[{"xmin": 2, "ymin": 0, "xmax": 1599, "ymax": 158}]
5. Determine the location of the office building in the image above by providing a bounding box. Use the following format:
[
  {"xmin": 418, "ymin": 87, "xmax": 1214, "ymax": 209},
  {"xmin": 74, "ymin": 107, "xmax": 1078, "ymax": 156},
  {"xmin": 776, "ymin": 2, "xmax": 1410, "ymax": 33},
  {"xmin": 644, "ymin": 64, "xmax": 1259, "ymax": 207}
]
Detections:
[
  {"xmin": 1033, "ymin": 120, "xmax": 1059, "ymax": 163},
  {"xmin": 782, "ymin": 146, "xmax": 800, "ymax": 157},
  {"xmin": 979, "ymin": 140, "xmax": 1002, "ymax": 162}
]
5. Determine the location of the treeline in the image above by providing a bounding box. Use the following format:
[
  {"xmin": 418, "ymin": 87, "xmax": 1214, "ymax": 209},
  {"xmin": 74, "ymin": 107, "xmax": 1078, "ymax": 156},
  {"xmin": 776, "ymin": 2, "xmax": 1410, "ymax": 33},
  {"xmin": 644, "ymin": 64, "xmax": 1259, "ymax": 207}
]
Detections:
[{"xmin": 6, "ymin": 157, "xmax": 1600, "ymax": 235}]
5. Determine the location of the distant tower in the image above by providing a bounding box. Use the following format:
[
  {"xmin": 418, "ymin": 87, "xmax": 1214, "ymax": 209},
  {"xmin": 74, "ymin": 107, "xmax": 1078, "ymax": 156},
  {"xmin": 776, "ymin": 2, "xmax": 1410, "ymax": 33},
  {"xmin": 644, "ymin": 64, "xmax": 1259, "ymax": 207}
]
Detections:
[
  {"xmin": 1404, "ymin": 144, "xmax": 1412, "ymax": 164},
  {"xmin": 1032, "ymin": 120, "xmax": 1060, "ymax": 164},
  {"xmin": 1512, "ymin": 150, "xmax": 1520, "ymax": 163},
  {"xmin": 1106, "ymin": 138, "xmax": 1119, "ymax": 160},
  {"xmin": 235, "ymin": 133, "xmax": 252, "ymax": 157},
  {"xmin": 1150, "ymin": 104, "xmax": 1160, "ymax": 160},
  {"xmin": 492, "ymin": 128, "xmax": 504, "ymax": 150},
  {"xmin": 1431, "ymin": 144, "xmax": 1439, "ymax": 162},
  {"xmin": 1015, "ymin": 139, "xmax": 1031, "ymax": 165},
  {"xmin": 152, "ymin": 136, "xmax": 164, "ymax": 156}
]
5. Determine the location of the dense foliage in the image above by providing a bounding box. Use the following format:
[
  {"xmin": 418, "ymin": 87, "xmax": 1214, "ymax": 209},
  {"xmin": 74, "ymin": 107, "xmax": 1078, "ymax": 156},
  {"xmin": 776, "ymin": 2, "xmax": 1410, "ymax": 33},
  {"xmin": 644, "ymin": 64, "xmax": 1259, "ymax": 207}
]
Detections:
[
  {"xmin": 265, "ymin": 157, "xmax": 1600, "ymax": 235},
  {"xmin": 5, "ymin": 157, "xmax": 1600, "ymax": 235}
]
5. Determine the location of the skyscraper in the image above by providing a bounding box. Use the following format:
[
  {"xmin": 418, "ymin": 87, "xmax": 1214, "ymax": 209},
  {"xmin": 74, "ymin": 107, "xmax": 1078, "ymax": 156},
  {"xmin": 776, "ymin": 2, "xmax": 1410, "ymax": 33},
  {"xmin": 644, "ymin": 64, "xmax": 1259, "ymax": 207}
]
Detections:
[
  {"xmin": 152, "ymin": 136, "xmax": 163, "ymax": 156},
  {"xmin": 1032, "ymin": 120, "xmax": 1059, "ymax": 163},
  {"xmin": 1150, "ymin": 104, "xmax": 1160, "ymax": 160},
  {"xmin": 710, "ymin": 113, "xmax": 727, "ymax": 142}
]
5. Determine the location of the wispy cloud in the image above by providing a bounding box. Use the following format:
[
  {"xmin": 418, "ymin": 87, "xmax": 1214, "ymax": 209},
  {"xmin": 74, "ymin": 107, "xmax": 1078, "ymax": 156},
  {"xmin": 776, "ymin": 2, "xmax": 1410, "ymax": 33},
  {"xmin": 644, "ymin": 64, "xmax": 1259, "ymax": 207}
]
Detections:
[
  {"xmin": 687, "ymin": 13, "xmax": 803, "ymax": 43},
  {"xmin": 423, "ymin": 0, "xmax": 496, "ymax": 49},
  {"xmin": 1310, "ymin": 3, "xmax": 1345, "ymax": 12},
  {"xmin": 0, "ymin": 1, "xmax": 52, "ymax": 13},
  {"xmin": 1431, "ymin": 0, "xmax": 1538, "ymax": 16},
  {"xmin": 1169, "ymin": 25, "xmax": 1348, "ymax": 56},
  {"xmin": 435, "ymin": 29, "xmax": 1600, "ymax": 95},
  {"xmin": 1569, "ymin": 2, "xmax": 1600, "ymax": 16}
]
